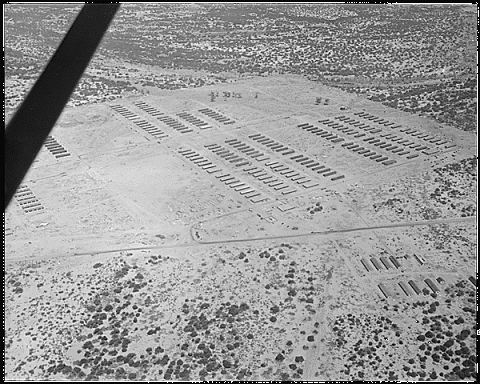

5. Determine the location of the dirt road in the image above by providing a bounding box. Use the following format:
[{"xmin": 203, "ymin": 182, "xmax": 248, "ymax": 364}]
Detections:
[{"xmin": 5, "ymin": 216, "xmax": 475, "ymax": 264}]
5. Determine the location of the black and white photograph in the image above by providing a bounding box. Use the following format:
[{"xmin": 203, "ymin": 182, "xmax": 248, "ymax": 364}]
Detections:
[{"xmin": 4, "ymin": 3, "xmax": 477, "ymax": 381}]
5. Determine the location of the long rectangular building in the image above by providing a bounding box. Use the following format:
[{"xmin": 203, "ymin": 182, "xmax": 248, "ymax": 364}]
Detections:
[
  {"xmin": 424, "ymin": 278, "xmax": 439, "ymax": 293},
  {"xmin": 370, "ymin": 258, "xmax": 383, "ymax": 271},
  {"xmin": 361, "ymin": 258, "xmax": 373, "ymax": 272},
  {"xmin": 408, "ymin": 280, "xmax": 421, "ymax": 295},
  {"xmin": 398, "ymin": 281, "xmax": 413, "ymax": 296},
  {"xmin": 389, "ymin": 256, "xmax": 401, "ymax": 269},
  {"xmin": 378, "ymin": 283, "xmax": 391, "ymax": 298}
]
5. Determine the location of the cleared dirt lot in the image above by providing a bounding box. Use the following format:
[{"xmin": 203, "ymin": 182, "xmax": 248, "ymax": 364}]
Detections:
[{"xmin": 5, "ymin": 75, "xmax": 476, "ymax": 381}]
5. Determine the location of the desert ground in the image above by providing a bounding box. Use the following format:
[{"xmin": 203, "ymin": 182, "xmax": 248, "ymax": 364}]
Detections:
[{"xmin": 5, "ymin": 73, "xmax": 476, "ymax": 381}]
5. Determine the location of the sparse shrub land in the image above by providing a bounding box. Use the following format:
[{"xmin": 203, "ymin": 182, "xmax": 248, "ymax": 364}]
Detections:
[{"xmin": 5, "ymin": 4, "xmax": 476, "ymax": 131}]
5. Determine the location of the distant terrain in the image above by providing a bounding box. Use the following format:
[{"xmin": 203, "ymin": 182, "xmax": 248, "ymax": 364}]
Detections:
[{"xmin": 5, "ymin": 4, "xmax": 476, "ymax": 131}]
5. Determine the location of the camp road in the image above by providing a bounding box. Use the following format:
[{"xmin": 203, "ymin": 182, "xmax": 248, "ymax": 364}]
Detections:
[{"xmin": 6, "ymin": 216, "xmax": 475, "ymax": 264}]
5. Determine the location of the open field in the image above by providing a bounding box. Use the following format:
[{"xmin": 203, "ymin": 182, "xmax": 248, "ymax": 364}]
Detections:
[{"xmin": 5, "ymin": 4, "xmax": 477, "ymax": 382}]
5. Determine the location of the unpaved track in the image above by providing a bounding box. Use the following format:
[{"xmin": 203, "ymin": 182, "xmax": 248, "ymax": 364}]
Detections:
[
  {"xmin": 301, "ymin": 269, "xmax": 333, "ymax": 381},
  {"xmin": 5, "ymin": 216, "xmax": 475, "ymax": 264},
  {"xmin": 196, "ymin": 216, "xmax": 476, "ymax": 245}
]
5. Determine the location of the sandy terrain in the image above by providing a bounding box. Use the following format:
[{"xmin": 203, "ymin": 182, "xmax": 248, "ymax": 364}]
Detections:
[{"xmin": 5, "ymin": 74, "xmax": 476, "ymax": 381}]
